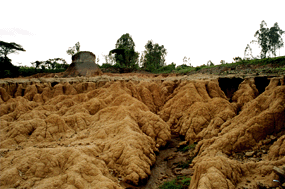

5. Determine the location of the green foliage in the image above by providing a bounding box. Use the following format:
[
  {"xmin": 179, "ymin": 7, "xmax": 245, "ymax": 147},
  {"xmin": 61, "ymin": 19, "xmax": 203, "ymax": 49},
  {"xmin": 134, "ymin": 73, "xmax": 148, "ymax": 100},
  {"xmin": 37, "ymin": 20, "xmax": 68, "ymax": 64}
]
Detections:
[
  {"xmin": 151, "ymin": 62, "xmax": 176, "ymax": 73},
  {"xmin": 207, "ymin": 60, "xmax": 214, "ymax": 66},
  {"xmin": 31, "ymin": 60, "xmax": 43, "ymax": 69},
  {"xmin": 150, "ymin": 56, "xmax": 284, "ymax": 75},
  {"xmin": 254, "ymin": 20, "xmax": 269, "ymax": 59},
  {"xmin": 268, "ymin": 22, "xmax": 285, "ymax": 57},
  {"xmin": 233, "ymin": 57, "xmax": 242, "ymax": 63},
  {"xmin": 235, "ymin": 56, "xmax": 285, "ymax": 66},
  {"xmin": 159, "ymin": 176, "xmax": 191, "ymax": 189},
  {"xmin": 12, "ymin": 58, "xmax": 69, "ymax": 77},
  {"xmin": 178, "ymin": 144, "xmax": 196, "ymax": 152},
  {"xmin": 0, "ymin": 41, "xmax": 25, "ymax": 78},
  {"xmin": 115, "ymin": 33, "xmax": 135, "ymax": 50},
  {"xmin": 102, "ymin": 53, "xmax": 116, "ymax": 65},
  {"xmin": 67, "ymin": 42, "xmax": 80, "ymax": 56},
  {"xmin": 175, "ymin": 66, "xmax": 196, "ymax": 74},
  {"xmin": 177, "ymin": 157, "xmax": 194, "ymax": 169},
  {"xmin": 18, "ymin": 67, "xmax": 38, "ymax": 76},
  {"xmin": 31, "ymin": 58, "xmax": 68, "ymax": 70},
  {"xmin": 109, "ymin": 33, "xmax": 139, "ymax": 70},
  {"xmin": 183, "ymin": 56, "xmax": 191, "ymax": 67},
  {"xmin": 18, "ymin": 66, "xmax": 66, "ymax": 77},
  {"xmin": 177, "ymin": 161, "xmax": 190, "ymax": 169},
  {"xmin": 244, "ymin": 43, "xmax": 254, "ymax": 59},
  {"xmin": 100, "ymin": 63, "xmax": 114, "ymax": 69},
  {"xmin": 0, "ymin": 57, "xmax": 20, "ymax": 78},
  {"xmin": 180, "ymin": 177, "xmax": 191, "ymax": 186},
  {"xmin": 142, "ymin": 40, "xmax": 167, "ymax": 71},
  {"xmin": 195, "ymin": 67, "xmax": 201, "ymax": 71},
  {"xmin": 176, "ymin": 64, "xmax": 191, "ymax": 71},
  {"xmin": 254, "ymin": 20, "xmax": 284, "ymax": 58},
  {"xmin": 0, "ymin": 41, "xmax": 26, "ymax": 59}
]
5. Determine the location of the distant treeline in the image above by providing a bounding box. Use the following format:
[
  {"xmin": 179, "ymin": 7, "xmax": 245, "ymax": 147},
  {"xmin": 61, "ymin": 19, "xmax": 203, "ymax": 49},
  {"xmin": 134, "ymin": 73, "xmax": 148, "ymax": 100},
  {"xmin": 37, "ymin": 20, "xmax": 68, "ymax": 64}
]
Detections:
[
  {"xmin": 1, "ymin": 55, "xmax": 284, "ymax": 78},
  {"xmin": 0, "ymin": 57, "xmax": 69, "ymax": 78},
  {"xmin": 1, "ymin": 20, "xmax": 284, "ymax": 78}
]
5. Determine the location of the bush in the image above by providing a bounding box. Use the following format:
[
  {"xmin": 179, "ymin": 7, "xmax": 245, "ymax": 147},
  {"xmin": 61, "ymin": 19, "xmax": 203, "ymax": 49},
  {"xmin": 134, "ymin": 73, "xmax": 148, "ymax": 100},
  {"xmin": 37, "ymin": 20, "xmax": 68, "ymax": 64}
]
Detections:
[
  {"xmin": 151, "ymin": 62, "xmax": 176, "ymax": 73},
  {"xmin": 195, "ymin": 67, "xmax": 201, "ymax": 71},
  {"xmin": 176, "ymin": 64, "xmax": 190, "ymax": 71},
  {"xmin": 18, "ymin": 66, "xmax": 66, "ymax": 77},
  {"xmin": 100, "ymin": 63, "xmax": 114, "ymax": 69}
]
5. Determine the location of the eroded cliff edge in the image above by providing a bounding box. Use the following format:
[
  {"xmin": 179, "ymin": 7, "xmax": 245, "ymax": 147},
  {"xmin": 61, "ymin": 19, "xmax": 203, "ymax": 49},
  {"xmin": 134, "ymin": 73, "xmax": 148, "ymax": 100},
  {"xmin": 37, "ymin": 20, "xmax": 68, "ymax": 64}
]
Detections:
[{"xmin": 0, "ymin": 74, "xmax": 284, "ymax": 189}]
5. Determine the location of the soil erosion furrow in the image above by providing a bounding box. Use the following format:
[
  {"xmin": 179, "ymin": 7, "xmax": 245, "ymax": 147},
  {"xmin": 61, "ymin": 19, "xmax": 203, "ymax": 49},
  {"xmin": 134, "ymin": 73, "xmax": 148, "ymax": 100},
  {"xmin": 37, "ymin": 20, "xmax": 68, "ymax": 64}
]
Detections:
[{"xmin": 0, "ymin": 74, "xmax": 284, "ymax": 189}]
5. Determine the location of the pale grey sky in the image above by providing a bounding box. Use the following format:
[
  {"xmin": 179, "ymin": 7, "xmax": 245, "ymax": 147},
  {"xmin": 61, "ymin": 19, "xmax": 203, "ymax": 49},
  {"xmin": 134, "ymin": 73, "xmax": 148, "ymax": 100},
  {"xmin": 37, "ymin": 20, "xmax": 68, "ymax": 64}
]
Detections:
[{"xmin": 1, "ymin": 0, "xmax": 285, "ymax": 67}]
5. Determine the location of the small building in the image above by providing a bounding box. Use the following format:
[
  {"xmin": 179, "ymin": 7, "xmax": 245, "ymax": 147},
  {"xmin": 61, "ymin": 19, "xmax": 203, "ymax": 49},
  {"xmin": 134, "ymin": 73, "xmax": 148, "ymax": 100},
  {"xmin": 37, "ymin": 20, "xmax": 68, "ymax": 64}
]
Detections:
[{"xmin": 64, "ymin": 51, "xmax": 102, "ymax": 77}]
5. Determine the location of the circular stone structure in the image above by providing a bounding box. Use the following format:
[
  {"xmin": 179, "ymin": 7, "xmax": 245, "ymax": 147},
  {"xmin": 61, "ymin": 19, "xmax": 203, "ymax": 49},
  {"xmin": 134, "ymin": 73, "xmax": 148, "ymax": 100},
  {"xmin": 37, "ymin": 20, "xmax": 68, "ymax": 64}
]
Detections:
[{"xmin": 64, "ymin": 51, "xmax": 102, "ymax": 77}]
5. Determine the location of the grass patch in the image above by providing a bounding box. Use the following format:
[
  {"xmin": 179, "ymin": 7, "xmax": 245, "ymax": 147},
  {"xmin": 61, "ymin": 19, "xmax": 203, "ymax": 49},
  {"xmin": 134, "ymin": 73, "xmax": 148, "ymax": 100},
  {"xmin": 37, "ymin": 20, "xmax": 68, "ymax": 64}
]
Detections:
[
  {"xmin": 175, "ymin": 67, "xmax": 196, "ymax": 74},
  {"xmin": 100, "ymin": 56, "xmax": 285, "ymax": 75},
  {"xmin": 178, "ymin": 144, "xmax": 196, "ymax": 152},
  {"xmin": 159, "ymin": 176, "xmax": 191, "ymax": 189}
]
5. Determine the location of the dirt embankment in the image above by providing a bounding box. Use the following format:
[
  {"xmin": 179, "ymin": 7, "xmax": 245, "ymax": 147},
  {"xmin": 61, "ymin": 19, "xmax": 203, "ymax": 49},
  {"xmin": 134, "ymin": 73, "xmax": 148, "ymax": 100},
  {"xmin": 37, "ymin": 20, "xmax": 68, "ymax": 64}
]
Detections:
[{"xmin": 0, "ymin": 73, "xmax": 284, "ymax": 189}]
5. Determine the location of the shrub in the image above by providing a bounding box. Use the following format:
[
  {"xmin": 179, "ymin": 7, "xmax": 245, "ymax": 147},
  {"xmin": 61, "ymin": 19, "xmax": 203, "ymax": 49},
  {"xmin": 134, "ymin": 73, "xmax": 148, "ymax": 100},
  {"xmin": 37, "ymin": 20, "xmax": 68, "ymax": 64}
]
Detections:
[
  {"xmin": 100, "ymin": 63, "xmax": 114, "ymax": 69},
  {"xmin": 195, "ymin": 67, "xmax": 201, "ymax": 71},
  {"xmin": 151, "ymin": 62, "xmax": 176, "ymax": 73},
  {"xmin": 18, "ymin": 66, "xmax": 66, "ymax": 77},
  {"xmin": 176, "ymin": 64, "xmax": 190, "ymax": 71}
]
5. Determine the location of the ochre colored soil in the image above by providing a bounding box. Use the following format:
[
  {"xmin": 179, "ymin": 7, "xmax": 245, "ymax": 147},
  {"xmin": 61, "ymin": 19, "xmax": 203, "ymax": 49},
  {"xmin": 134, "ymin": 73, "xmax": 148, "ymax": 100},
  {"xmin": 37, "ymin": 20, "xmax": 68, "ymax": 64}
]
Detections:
[{"xmin": 0, "ymin": 73, "xmax": 284, "ymax": 189}]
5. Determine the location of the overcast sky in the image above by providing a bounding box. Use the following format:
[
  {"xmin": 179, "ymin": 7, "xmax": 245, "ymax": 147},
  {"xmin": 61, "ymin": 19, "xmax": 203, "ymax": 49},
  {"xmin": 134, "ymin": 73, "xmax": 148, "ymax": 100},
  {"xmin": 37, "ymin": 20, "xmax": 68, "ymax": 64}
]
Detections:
[{"xmin": 1, "ymin": 0, "xmax": 285, "ymax": 67}]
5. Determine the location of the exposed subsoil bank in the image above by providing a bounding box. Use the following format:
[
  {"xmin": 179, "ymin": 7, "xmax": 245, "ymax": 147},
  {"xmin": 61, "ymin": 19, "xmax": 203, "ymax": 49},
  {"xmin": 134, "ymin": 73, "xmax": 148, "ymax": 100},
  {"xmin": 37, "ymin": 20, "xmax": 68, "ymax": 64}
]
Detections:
[{"xmin": 0, "ymin": 73, "xmax": 284, "ymax": 189}]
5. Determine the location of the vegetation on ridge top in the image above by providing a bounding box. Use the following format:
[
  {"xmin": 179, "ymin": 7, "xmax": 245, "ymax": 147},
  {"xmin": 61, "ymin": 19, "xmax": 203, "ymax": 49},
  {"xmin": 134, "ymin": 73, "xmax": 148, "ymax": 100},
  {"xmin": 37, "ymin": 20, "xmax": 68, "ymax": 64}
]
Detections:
[{"xmin": 1, "ymin": 20, "xmax": 284, "ymax": 78}]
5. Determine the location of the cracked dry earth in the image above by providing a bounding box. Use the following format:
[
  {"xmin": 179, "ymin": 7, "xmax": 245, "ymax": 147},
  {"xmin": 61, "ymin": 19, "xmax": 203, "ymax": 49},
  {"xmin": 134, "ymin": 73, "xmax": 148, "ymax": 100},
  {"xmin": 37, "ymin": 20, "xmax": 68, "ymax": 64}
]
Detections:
[{"xmin": 0, "ymin": 73, "xmax": 284, "ymax": 189}]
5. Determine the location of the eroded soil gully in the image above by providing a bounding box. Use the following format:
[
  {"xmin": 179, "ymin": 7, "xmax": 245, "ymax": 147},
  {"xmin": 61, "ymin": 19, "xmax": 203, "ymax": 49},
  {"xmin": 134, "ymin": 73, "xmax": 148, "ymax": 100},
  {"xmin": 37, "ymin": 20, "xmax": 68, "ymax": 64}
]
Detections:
[
  {"xmin": 137, "ymin": 135, "xmax": 195, "ymax": 189},
  {"xmin": 0, "ymin": 74, "xmax": 284, "ymax": 189}
]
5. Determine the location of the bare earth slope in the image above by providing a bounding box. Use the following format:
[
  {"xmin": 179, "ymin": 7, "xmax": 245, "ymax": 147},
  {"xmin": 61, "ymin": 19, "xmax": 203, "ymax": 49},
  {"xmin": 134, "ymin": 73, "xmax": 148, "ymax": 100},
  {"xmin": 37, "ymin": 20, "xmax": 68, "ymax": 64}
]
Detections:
[{"xmin": 0, "ymin": 73, "xmax": 284, "ymax": 189}]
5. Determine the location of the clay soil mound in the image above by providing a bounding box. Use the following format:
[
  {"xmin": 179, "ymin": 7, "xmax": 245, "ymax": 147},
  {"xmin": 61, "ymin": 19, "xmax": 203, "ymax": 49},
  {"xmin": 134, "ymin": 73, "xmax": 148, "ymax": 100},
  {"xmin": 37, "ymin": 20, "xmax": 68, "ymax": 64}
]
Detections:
[{"xmin": 0, "ymin": 74, "xmax": 284, "ymax": 189}]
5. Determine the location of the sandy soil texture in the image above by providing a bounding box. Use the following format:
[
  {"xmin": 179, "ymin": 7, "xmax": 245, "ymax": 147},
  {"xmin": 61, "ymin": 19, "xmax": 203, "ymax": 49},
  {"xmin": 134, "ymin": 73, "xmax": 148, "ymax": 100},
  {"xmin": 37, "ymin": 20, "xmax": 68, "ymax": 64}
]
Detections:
[{"xmin": 0, "ymin": 73, "xmax": 284, "ymax": 189}]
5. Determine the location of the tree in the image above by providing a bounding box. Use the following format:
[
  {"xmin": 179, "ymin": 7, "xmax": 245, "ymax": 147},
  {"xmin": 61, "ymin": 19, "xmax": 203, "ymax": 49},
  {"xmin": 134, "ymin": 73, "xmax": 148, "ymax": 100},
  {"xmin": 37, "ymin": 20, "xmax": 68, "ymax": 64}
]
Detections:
[
  {"xmin": 31, "ymin": 60, "xmax": 44, "ymax": 69},
  {"xmin": 233, "ymin": 57, "xmax": 242, "ymax": 63},
  {"xmin": 268, "ymin": 22, "xmax": 284, "ymax": 57},
  {"xmin": 244, "ymin": 43, "xmax": 253, "ymax": 59},
  {"xmin": 115, "ymin": 33, "xmax": 135, "ymax": 50},
  {"xmin": 67, "ymin": 42, "xmax": 80, "ymax": 56},
  {"xmin": 102, "ymin": 53, "xmax": 116, "ymax": 65},
  {"xmin": 75, "ymin": 42, "xmax": 80, "ymax": 52},
  {"xmin": 96, "ymin": 56, "xmax": 100, "ymax": 64},
  {"xmin": 0, "ymin": 41, "xmax": 24, "ymax": 78},
  {"xmin": 207, "ymin": 60, "xmax": 214, "ymax": 66},
  {"xmin": 109, "ymin": 33, "xmax": 139, "ymax": 70},
  {"xmin": 254, "ymin": 20, "xmax": 284, "ymax": 58},
  {"xmin": 183, "ymin": 56, "xmax": 191, "ymax": 67},
  {"xmin": 254, "ymin": 20, "xmax": 270, "ymax": 59},
  {"xmin": 0, "ymin": 41, "xmax": 26, "ymax": 59},
  {"xmin": 31, "ymin": 58, "xmax": 68, "ymax": 70},
  {"xmin": 139, "ymin": 53, "xmax": 144, "ymax": 67},
  {"xmin": 142, "ymin": 40, "xmax": 167, "ymax": 71}
]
